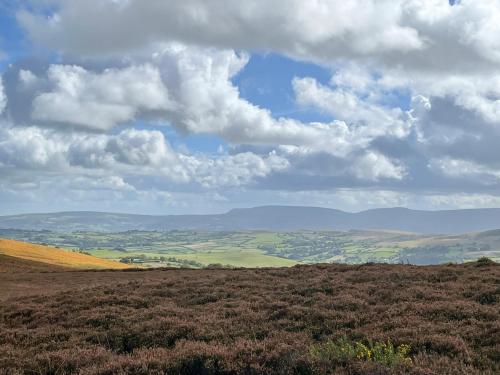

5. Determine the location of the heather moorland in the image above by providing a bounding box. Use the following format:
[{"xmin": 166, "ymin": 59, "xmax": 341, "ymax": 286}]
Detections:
[{"xmin": 0, "ymin": 256, "xmax": 498, "ymax": 374}]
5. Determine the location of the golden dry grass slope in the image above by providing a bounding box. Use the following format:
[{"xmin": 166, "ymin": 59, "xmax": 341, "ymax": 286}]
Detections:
[{"xmin": 0, "ymin": 238, "xmax": 132, "ymax": 269}]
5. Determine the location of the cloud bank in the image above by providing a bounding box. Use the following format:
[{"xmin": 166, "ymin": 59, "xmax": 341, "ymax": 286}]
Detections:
[{"xmin": 1, "ymin": 0, "xmax": 500, "ymax": 213}]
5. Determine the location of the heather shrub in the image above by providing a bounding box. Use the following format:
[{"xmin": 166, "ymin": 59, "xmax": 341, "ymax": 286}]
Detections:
[{"xmin": 475, "ymin": 290, "xmax": 498, "ymax": 305}]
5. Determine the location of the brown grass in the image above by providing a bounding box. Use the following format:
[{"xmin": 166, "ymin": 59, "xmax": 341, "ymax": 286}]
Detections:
[
  {"xmin": 0, "ymin": 258, "xmax": 498, "ymax": 374},
  {"xmin": 0, "ymin": 254, "xmax": 70, "ymax": 273},
  {"xmin": 0, "ymin": 238, "xmax": 132, "ymax": 269}
]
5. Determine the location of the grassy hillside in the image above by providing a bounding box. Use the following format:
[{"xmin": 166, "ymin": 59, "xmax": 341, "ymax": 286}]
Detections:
[
  {"xmin": 0, "ymin": 261, "xmax": 498, "ymax": 374},
  {"xmin": 0, "ymin": 238, "xmax": 132, "ymax": 269}
]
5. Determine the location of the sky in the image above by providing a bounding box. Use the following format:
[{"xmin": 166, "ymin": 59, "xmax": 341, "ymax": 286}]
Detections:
[{"xmin": 1, "ymin": 0, "xmax": 500, "ymax": 215}]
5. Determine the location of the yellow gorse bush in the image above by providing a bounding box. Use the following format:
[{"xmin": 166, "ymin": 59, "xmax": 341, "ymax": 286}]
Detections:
[{"xmin": 309, "ymin": 336, "xmax": 412, "ymax": 367}]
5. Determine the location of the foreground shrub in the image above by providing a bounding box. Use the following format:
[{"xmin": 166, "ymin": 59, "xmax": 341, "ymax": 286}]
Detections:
[
  {"xmin": 475, "ymin": 257, "xmax": 496, "ymax": 267},
  {"xmin": 309, "ymin": 336, "xmax": 412, "ymax": 367}
]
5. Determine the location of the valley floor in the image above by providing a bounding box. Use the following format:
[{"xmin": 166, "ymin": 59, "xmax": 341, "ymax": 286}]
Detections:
[{"xmin": 0, "ymin": 256, "xmax": 499, "ymax": 374}]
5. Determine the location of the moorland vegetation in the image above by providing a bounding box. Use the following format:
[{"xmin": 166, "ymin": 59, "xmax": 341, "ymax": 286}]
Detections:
[{"xmin": 0, "ymin": 257, "xmax": 498, "ymax": 374}]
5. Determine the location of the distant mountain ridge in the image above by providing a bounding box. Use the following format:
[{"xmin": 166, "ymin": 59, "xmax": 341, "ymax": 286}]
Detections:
[{"xmin": 1, "ymin": 206, "xmax": 500, "ymax": 234}]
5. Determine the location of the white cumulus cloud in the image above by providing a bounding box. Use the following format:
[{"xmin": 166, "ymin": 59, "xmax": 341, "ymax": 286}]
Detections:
[
  {"xmin": 2, "ymin": 0, "xmax": 500, "ymax": 212},
  {"xmin": 31, "ymin": 64, "xmax": 171, "ymax": 130}
]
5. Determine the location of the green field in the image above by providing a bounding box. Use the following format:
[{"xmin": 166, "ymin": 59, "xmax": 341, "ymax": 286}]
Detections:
[
  {"xmin": 164, "ymin": 249, "xmax": 297, "ymax": 267},
  {"xmin": 1, "ymin": 228, "xmax": 499, "ymax": 268}
]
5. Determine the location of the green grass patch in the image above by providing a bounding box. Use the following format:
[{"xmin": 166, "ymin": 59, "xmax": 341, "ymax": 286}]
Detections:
[{"xmin": 162, "ymin": 249, "xmax": 298, "ymax": 268}]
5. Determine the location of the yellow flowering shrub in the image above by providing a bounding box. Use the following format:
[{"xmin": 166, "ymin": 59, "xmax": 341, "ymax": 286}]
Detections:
[{"xmin": 309, "ymin": 336, "xmax": 412, "ymax": 367}]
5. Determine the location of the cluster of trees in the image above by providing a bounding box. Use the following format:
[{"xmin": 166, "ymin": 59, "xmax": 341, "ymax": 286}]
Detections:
[
  {"xmin": 119, "ymin": 254, "xmax": 204, "ymax": 268},
  {"xmin": 258, "ymin": 233, "xmax": 345, "ymax": 261}
]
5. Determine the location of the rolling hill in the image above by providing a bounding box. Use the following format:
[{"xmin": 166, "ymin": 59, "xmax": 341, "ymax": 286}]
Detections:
[
  {"xmin": 0, "ymin": 238, "xmax": 132, "ymax": 269},
  {"xmin": 2, "ymin": 206, "xmax": 500, "ymax": 234}
]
